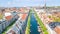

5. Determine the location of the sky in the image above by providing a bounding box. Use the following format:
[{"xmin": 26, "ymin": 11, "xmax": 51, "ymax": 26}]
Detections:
[{"xmin": 0, "ymin": 0, "xmax": 60, "ymax": 7}]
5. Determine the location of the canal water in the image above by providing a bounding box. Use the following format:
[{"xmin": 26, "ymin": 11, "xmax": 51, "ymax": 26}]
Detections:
[{"xmin": 30, "ymin": 13, "xmax": 40, "ymax": 34}]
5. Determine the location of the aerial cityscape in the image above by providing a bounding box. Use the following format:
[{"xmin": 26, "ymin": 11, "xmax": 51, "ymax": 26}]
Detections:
[{"xmin": 0, "ymin": 0, "xmax": 60, "ymax": 34}]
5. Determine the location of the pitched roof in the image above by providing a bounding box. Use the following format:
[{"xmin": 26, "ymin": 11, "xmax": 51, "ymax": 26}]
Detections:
[
  {"xmin": 5, "ymin": 15, "xmax": 13, "ymax": 21},
  {"xmin": 54, "ymin": 26, "xmax": 60, "ymax": 34},
  {"xmin": 21, "ymin": 14, "xmax": 27, "ymax": 20}
]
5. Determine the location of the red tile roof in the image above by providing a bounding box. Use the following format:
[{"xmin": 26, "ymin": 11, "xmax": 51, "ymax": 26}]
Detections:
[
  {"xmin": 5, "ymin": 15, "xmax": 13, "ymax": 21},
  {"xmin": 21, "ymin": 14, "xmax": 27, "ymax": 20},
  {"xmin": 19, "ymin": 8, "xmax": 24, "ymax": 12},
  {"xmin": 54, "ymin": 26, "xmax": 60, "ymax": 34}
]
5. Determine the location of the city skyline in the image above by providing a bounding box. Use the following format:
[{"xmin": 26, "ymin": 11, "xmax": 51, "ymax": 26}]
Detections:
[{"xmin": 0, "ymin": 0, "xmax": 60, "ymax": 7}]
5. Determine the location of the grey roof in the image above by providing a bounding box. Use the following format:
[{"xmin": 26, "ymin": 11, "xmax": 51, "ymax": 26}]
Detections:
[{"xmin": 49, "ymin": 22, "xmax": 60, "ymax": 29}]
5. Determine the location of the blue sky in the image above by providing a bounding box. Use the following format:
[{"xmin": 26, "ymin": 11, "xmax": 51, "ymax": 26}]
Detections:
[{"xmin": 0, "ymin": 0, "xmax": 60, "ymax": 7}]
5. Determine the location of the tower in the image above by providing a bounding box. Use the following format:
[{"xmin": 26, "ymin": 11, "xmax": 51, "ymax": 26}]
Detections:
[{"xmin": 44, "ymin": 0, "xmax": 46, "ymax": 12}]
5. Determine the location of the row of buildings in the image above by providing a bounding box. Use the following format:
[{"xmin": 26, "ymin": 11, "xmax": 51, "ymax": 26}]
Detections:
[
  {"xmin": 0, "ymin": 11, "xmax": 19, "ymax": 34},
  {"xmin": 34, "ymin": 8, "xmax": 60, "ymax": 34},
  {"xmin": 0, "ymin": 7, "xmax": 30, "ymax": 34},
  {"xmin": 6, "ymin": 12, "xmax": 29, "ymax": 34}
]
